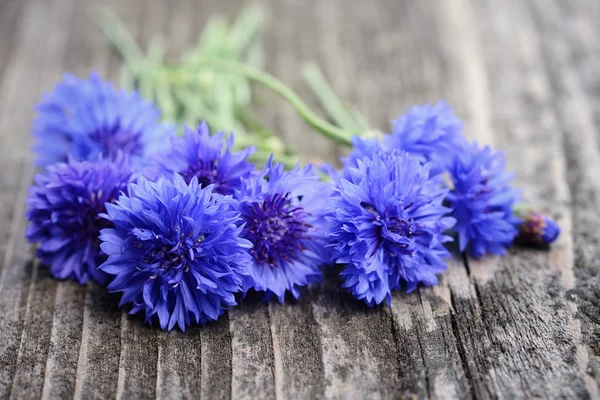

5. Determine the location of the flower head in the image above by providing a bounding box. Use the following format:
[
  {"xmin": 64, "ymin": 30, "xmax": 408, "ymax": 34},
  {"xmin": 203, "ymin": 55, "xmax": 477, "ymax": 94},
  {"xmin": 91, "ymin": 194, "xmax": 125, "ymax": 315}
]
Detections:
[
  {"xmin": 446, "ymin": 141, "xmax": 521, "ymax": 257},
  {"xmin": 33, "ymin": 72, "xmax": 173, "ymax": 170},
  {"xmin": 157, "ymin": 122, "xmax": 255, "ymax": 195},
  {"xmin": 25, "ymin": 156, "xmax": 133, "ymax": 284},
  {"xmin": 516, "ymin": 209, "xmax": 560, "ymax": 246},
  {"xmin": 329, "ymin": 151, "xmax": 455, "ymax": 307},
  {"xmin": 98, "ymin": 175, "xmax": 252, "ymax": 331},
  {"xmin": 384, "ymin": 101, "xmax": 463, "ymax": 171},
  {"xmin": 345, "ymin": 101, "xmax": 463, "ymax": 173},
  {"xmin": 345, "ymin": 135, "xmax": 384, "ymax": 168},
  {"xmin": 237, "ymin": 158, "xmax": 331, "ymax": 302}
]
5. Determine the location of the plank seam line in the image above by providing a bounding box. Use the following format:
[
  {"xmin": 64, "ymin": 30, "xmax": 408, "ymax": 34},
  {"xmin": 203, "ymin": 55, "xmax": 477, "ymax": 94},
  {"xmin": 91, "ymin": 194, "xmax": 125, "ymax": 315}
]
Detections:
[
  {"xmin": 41, "ymin": 1, "xmax": 88, "ymax": 394},
  {"xmin": 154, "ymin": 328, "xmax": 163, "ymax": 399},
  {"xmin": 305, "ymin": 297, "xmax": 326, "ymax": 397},
  {"xmin": 226, "ymin": 311, "xmax": 233, "ymax": 400},
  {"xmin": 0, "ymin": 159, "xmax": 32, "ymax": 289},
  {"xmin": 5, "ymin": 161, "xmax": 37, "ymax": 397},
  {"xmin": 471, "ymin": 280, "xmax": 487, "ymax": 323},
  {"xmin": 266, "ymin": 303, "xmax": 282, "ymax": 400},
  {"xmin": 416, "ymin": 292, "xmax": 432, "ymax": 399},
  {"xmin": 115, "ymin": 311, "xmax": 128, "ymax": 399},
  {"xmin": 387, "ymin": 307, "xmax": 405, "ymax": 385},
  {"xmin": 461, "ymin": 252, "xmax": 472, "ymax": 277},
  {"xmin": 108, "ymin": 3, "xmax": 147, "ymax": 399},
  {"xmin": 449, "ymin": 291, "xmax": 476, "ymax": 400},
  {"xmin": 8, "ymin": 261, "xmax": 38, "ymax": 399},
  {"xmin": 0, "ymin": 0, "xmax": 25, "ymax": 84}
]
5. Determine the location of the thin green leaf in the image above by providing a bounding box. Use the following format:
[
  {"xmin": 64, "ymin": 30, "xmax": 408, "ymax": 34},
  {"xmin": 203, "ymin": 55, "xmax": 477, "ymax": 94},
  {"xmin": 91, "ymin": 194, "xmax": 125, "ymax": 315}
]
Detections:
[
  {"xmin": 302, "ymin": 62, "xmax": 367, "ymax": 133},
  {"xmin": 229, "ymin": 4, "xmax": 265, "ymax": 55},
  {"xmin": 95, "ymin": 7, "xmax": 145, "ymax": 72}
]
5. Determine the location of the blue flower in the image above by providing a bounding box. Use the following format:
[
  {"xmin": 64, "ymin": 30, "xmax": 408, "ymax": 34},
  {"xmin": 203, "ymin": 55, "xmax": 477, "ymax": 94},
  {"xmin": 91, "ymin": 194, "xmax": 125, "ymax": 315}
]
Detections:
[
  {"xmin": 446, "ymin": 141, "xmax": 521, "ymax": 258},
  {"xmin": 156, "ymin": 122, "xmax": 255, "ymax": 195},
  {"xmin": 384, "ymin": 101, "xmax": 463, "ymax": 171},
  {"xmin": 517, "ymin": 209, "xmax": 560, "ymax": 246},
  {"xmin": 33, "ymin": 72, "xmax": 173, "ymax": 171},
  {"xmin": 345, "ymin": 101, "xmax": 463, "ymax": 173},
  {"xmin": 236, "ymin": 158, "xmax": 332, "ymax": 302},
  {"xmin": 329, "ymin": 151, "xmax": 455, "ymax": 307},
  {"xmin": 25, "ymin": 156, "xmax": 133, "ymax": 285},
  {"xmin": 344, "ymin": 135, "xmax": 383, "ymax": 168},
  {"xmin": 98, "ymin": 175, "xmax": 252, "ymax": 331}
]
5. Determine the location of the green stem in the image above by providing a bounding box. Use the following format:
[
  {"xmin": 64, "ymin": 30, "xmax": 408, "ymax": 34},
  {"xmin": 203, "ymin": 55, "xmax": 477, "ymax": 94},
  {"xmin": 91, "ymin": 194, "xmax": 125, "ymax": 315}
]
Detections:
[
  {"xmin": 169, "ymin": 61, "xmax": 356, "ymax": 146},
  {"xmin": 95, "ymin": 7, "xmax": 145, "ymax": 72},
  {"xmin": 302, "ymin": 62, "xmax": 366, "ymax": 132}
]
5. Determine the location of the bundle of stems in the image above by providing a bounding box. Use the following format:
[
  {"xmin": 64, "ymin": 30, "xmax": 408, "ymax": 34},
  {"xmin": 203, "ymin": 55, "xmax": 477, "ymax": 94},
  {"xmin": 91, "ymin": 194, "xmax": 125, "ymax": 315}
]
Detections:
[
  {"xmin": 97, "ymin": 5, "xmax": 291, "ymax": 167},
  {"xmin": 96, "ymin": 5, "xmax": 370, "ymax": 168}
]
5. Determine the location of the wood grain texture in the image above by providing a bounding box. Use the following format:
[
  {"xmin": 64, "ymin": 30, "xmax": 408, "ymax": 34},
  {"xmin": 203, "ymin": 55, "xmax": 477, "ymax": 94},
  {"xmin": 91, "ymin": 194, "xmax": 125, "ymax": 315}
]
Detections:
[
  {"xmin": 0, "ymin": 0, "xmax": 599, "ymax": 399},
  {"xmin": 529, "ymin": 0, "xmax": 600, "ymax": 375},
  {"xmin": 0, "ymin": 0, "xmax": 73, "ymax": 398}
]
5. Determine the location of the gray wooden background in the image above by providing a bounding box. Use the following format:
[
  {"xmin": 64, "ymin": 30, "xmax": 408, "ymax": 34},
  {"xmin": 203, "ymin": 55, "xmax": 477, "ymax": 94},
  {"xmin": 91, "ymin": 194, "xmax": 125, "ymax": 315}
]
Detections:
[{"xmin": 1, "ymin": 0, "xmax": 599, "ymax": 399}]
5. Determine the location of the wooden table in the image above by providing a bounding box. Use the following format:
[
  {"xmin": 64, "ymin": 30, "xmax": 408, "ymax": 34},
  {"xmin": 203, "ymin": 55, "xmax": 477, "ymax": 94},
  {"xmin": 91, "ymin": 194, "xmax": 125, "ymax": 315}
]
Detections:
[{"xmin": 1, "ymin": 0, "xmax": 599, "ymax": 398}]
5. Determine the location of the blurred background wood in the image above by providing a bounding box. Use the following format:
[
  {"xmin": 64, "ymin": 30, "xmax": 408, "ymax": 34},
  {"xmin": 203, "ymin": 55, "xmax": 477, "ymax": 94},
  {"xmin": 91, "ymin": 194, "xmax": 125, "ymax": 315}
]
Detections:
[{"xmin": 0, "ymin": 0, "xmax": 599, "ymax": 398}]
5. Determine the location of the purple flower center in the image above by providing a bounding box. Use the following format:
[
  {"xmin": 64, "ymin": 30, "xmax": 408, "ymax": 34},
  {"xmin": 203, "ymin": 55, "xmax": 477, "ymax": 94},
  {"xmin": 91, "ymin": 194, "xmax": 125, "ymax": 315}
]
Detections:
[
  {"xmin": 361, "ymin": 201, "xmax": 417, "ymax": 256},
  {"xmin": 78, "ymin": 206, "xmax": 112, "ymax": 246},
  {"xmin": 136, "ymin": 233, "xmax": 204, "ymax": 283},
  {"xmin": 243, "ymin": 192, "xmax": 312, "ymax": 267},
  {"xmin": 90, "ymin": 124, "xmax": 142, "ymax": 158},
  {"xmin": 386, "ymin": 218, "xmax": 414, "ymax": 237},
  {"xmin": 181, "ymin": 160, "xmax": 221, "ymax": 189}
]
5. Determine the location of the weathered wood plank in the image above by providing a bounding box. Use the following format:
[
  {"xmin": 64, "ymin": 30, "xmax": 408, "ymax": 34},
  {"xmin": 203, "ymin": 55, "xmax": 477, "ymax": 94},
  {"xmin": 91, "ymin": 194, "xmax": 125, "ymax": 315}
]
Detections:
[
  {"xmin": 40, "ymin": 1, "xmax": 131, "ymax": 397},
  {"xmin": 12, "ymin": 1, "xmax": 104, "ymax": 398},
  {"xmin": 350, "ymin": 2, "xmax": 475, "ymax": 398},
  {"xmin": 0, "ymin": 0, "xmax": 25, "ymax": 78},
  {"xmin": 438, "ymin": 0, "xmax": 597, "ymax": 397},
  {"xmin": 72, "ymin": 0, "xmax": 141, "ymax": 396},
  {"xmin": 414, "ymin": 284, "xmax": 470, "ymax": 399},
  {"xmin": 199, "ymin": 318, "xmax": 233, "ymax": 399},
  {"xmin": 110, "ymin": 2, "xmax": 165, "ymax": 398},
  {"xmin": 229, "ymin": 301, "xmax": 276, "ymax": 399},
  {"xmin": 151, "ymin": 2, "xmax": 234, "ymax": 398},
  {"xmin": 10, "ymin": 266, "xmax": 58, "ymax": 400},
  {"xmin": 116, "ymin": 314, "xmax": 159, "ymax": 400},
  {"xmin": 528, "ymin": 0, "xmax": 600, "ymax": 371},
  {"xmin": 155, "ymin": 328, "xmax": 202, "ymax": 400},
  {"xmin": 391, "ymin": 268, "xmax": 470, "ymax": 399},
  {"xmin": 268, "ymin": 299, "xmax": 325, "ymax": 399},
  {"xmin": 73, "ymin": 283, "xmax": 121, "ymax": 400},
  {"xmin": 41, "ymin": 282, "xmax": 86, "ymax": 400},
  {"xmin": 151, "ymin": 1, "xmax": 223, "ymax": 398},
  {"xmin": 311, "ymin": 276, "xmax": 399, "ymax": 399},
  {"xmin": 258, "ymin": 1, "xmax": 346, "ymax": 398},
  {"xmin": 470, "ymin": 0, "xmax": 596, "ymax": 394},
  {"xmin": 0, "ymin": 0, "xmax": 74, "ymax": 397},
  {"xmin": 41, "ymin": 2, "xmax": 103, "ymax": 397}
]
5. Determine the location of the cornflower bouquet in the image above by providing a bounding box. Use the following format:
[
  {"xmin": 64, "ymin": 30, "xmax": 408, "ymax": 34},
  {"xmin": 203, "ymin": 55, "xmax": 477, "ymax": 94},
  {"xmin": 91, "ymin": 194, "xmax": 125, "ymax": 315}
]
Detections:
[{"xmin": 25, "ymin": 6, "xmax": 560, "ymax": 331}]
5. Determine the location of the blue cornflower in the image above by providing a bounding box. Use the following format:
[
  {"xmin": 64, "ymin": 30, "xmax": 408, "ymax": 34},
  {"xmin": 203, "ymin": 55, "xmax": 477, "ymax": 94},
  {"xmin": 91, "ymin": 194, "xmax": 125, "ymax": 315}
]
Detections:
[
  {"xmin": 329, "ymin": 151, "xmax": 455, "ymax": 307},
  {"xmin": 344, "ymin": 135, "xmax": 384, "ymax": 168},
  {"xmin": 98, "ymin": 175, "xmax": 252, "ymax": 331},
  {"xmin": 156, "ymin": 122, "xmax": 255, "ymax": 195},
  {"xmin": 25, "ymin": 156, "xmax": 133, "ymax": 285},
  {"xmin": 33, "ymin": 72, "xmax": 172, "ymax": 170},
  {"xmin": 446, "ymin": 141, "xmax": 521, "ymax": 258},
  {"xmin": 236, "ymin": 158, "xmax": 331, "ymax": 302},
  {"xmin": 384, "ymin": 101, "xmax": 463, "ymax": 171},
  {"xmin": 516, "ymin": 209, "xmax": 560, "ymax": 246},
  {"xmin": 346, "ymin": 101, "xmax": 463, "ymax": 173}
]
